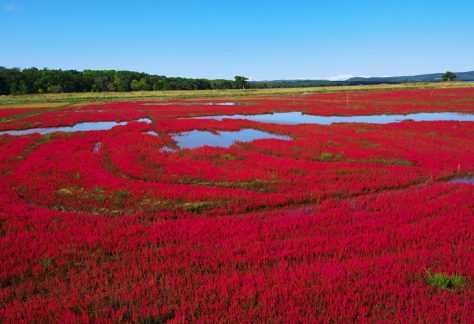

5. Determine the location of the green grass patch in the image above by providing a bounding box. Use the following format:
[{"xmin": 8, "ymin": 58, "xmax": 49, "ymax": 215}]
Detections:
[
  {"xmin": 57, "ymin": 188, "xmax": 73, "ymax": 195},
  {"xmin": 319, "ymin": 152, "xmax": 334, "ymax": 161},
  {"xmin": 317, "ymin": 152, "xmax": 344, "ymax": 162},
  {"xmin": 369, "ymin": 158, "xmax": 413, "ymax": 166},
  {"xmin": 223, "ymin": 154, "xmax": 237, "ymax": 161},
  {"xmin": 92, "ymin": 186, "xmax": 105, "ymax": 194},
  {"xmin": 179, "ymin": 201, "xmax": 216, "ymax": 214},
  {"xmin": 325, "ymin": 140, "xmax": 338, "ymax": 147},
  {"xmin": 117, "ymin": 190, "xmax": 129, "ymax": 198},
  {"xmin": 38, "ymin": 258, "xmax": 55, "ymax": 269},
  {"xmin": 355, "ymin": 128, "xmax": 368, "ymax": 133},
  {"xmin": 95, "ymin": 195, "xmax": 106, "ymax": 203},
  {"xmin": 425, "ymin": 269, "xmax": 468, "ymax": 289}
]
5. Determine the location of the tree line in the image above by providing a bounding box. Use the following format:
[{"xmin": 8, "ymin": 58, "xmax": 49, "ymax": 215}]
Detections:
[
  {"xmin": 0, "ymin": 66, "xmax": 365, "ymax": 95},
  {"xmin": 0, "ymin": 67, "xmax": 251, "ymax": 95},
  {"xmin": 0, "ymin": 67, "xmax": 461, "ymax": 95}
]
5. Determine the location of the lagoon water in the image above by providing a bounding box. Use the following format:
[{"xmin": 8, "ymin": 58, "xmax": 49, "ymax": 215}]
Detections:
[
  {"xmin": 142, "ymin": 102, "xmax": 241, "ymax": 106},
  {"xmin": 159, "ymin": 129, "xmax": 291, "ymax": 150},
  {"xmin": 92, "ymin": 142, "xmax": 102, "ymax": 153},
  {"xmin": 450, "ymin": 177, "xmax": 474, "ymax": 185},
  {"xmin": 202, "ymin": 102, "xmax": 242, "ymax": 106},
  {"xmin": 192, "ymin": 111, "xmax": 474, "ymax": 125},
  {"xmin": 0, "ymin": 118, "xmax": 152, "ymax": 136}
]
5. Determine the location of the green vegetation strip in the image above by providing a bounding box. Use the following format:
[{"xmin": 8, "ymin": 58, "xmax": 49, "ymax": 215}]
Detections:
[
  {"xmin": 1, "ymin": 82, "xmax": 474, "ymax": 106},
  {"xmin": 425, "ymin": 269, "xmax": 468, "ymax": 290}
]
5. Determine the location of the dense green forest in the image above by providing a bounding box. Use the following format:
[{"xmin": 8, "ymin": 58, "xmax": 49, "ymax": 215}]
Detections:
[
  {"xmin": 0, "ymin": 67, "xmax": 242, "ymax": 94},
  {"xmin": 0, "ymin": 67, "xmax": 377, "ymax": 95},
  {"xmin": 1, "ymin": 67, "xmax": 472, "ymax": 95}
]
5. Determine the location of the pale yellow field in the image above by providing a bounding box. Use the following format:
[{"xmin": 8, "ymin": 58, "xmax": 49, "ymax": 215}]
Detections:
[{"xmin": 0, "ymin": 81, "xmax": 473, "ymax": 108}]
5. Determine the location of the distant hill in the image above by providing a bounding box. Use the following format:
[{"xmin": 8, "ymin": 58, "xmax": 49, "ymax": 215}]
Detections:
[
  {"xmin": 347, "ymin": 71, "xmax": 474, "ymax": 83},
  {"xmin": 250, "ymin": 71, "xmax": 474, "ymax": 88}
]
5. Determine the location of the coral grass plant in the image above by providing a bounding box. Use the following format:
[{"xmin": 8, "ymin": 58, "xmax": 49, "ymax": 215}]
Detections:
[{"xmin": 0, "ymin": 87, "xmax": 473, "ymax": 322}]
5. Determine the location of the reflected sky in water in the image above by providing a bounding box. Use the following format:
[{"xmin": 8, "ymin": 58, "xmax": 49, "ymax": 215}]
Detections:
[
  {"xmin": 193, "ymin": 111, "xmax": 474, "ymax": 125},
  {"xmin": 171, "ymin": 129, "xmax": 291, "ymax": 149},
  {"xmin": 0, "ymin": 118, "xmax": 152, "ymax": 136}
]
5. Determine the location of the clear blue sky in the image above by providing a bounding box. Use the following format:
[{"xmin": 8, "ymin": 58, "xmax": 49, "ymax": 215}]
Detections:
[{"xmin": 1, "ymin": 0, "xmax": 473, "ymax": 80}]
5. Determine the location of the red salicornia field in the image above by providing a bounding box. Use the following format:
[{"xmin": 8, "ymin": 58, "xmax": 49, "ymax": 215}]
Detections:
[{"xmin": 0, "ymin": 87, "xmax": 473, "ymax": 322}]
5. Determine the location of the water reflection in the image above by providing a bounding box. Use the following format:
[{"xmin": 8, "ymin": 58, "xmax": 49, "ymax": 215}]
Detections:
[
  {"xmin": 142, "ymin": 102, "xmax": 241, "ymax": 106},
  {"xmin": 450, "ymin": 177, "xmax": 474, "ymax": 185},
  {"xmin": 192, "ymin": 111, "xmax": 474, "ymax": 125},
  {"xmin": 202, "ymin": 102, "xmax": 242, "ymax": 106},
  {"xmin": 160, "ymin": 146, "xmax": 176, "ymax": 152},
  {"xmin": 146, "ymin": 129, "xmax": 291, "ymax": 150},
  {"xmin": 0, "ymin": 118, "xmax": 152, "ymax": 136},
  {"xmin": 92, "ymin": 142, "xmax": 101, "ymax": 153}
]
